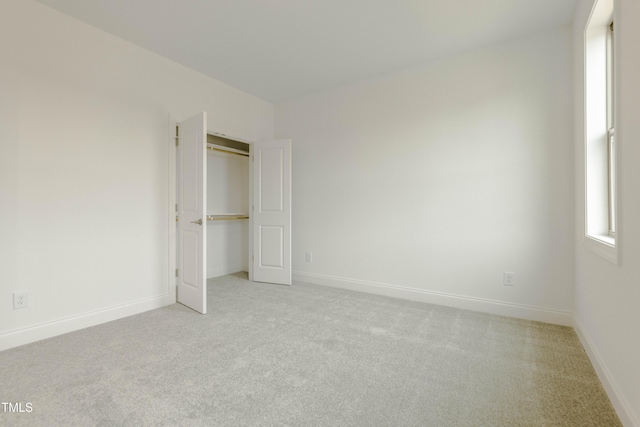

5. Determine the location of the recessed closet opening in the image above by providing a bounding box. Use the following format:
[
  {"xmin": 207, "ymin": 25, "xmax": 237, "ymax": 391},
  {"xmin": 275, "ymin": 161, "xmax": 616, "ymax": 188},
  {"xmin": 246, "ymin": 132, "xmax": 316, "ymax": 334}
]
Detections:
[{"xmin": 205, "ymin": 133, "xmax": 251, "ymax": 279}]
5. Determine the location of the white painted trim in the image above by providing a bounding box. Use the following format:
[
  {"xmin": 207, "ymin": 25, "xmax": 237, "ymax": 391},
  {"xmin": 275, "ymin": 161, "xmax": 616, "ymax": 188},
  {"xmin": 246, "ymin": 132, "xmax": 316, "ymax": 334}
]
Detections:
[
  {"xmin": 0, "ymin": 294, "xmax": 172, "ymax": 352},
  {"xmin": 293, "ymin": 271, "xmax": 573, "ymax": 326},
  {"xmin": 574, "ymin": 318, "xmax": 639, "ymax": 427},
  {"xmin": 248, "ymin": 141, "xmax": 254, "ymax": 282},
  {"xmin": 584, "ymin": 234, "xmax": 618, "ymax": 264},
  {"xmin": 168, "ymin": 114, "xmax": 177, "ymax": 304}
]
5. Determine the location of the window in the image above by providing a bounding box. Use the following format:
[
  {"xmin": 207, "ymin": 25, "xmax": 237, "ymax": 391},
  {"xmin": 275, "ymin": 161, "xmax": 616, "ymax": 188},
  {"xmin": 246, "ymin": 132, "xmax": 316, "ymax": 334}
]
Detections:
[
  {"xmin": 606, "ymin": 20, "xmax": 615, "ymax": 237},
  {"xmin": 585, "ymin": 0, "xmax": 617, "ymax": 263}
]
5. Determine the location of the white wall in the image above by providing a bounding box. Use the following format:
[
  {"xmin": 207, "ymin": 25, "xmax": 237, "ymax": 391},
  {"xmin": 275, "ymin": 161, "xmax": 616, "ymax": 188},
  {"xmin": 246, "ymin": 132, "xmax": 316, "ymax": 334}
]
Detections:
[
  {"xmin": 2, "ymin": 1, "xmax": 636, "ymax": 421},
  {"xmin": 276, "ymin": 27, "xmax": 575, "ymax": 325},
  {"xmin": 0, "ymin": 0, "xmax": 273, "ymax": 350},
  {"xmin": 574, "ymin": 0, "xmax": 640, "ymax": 425}
]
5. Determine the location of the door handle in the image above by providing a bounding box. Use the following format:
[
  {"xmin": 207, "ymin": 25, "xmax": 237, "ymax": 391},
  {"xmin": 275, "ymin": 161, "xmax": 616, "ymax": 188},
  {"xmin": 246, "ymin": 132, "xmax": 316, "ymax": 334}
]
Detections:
[{"xmin": 190, "ymin": 219, "xmax": 203, "ymax": 226}]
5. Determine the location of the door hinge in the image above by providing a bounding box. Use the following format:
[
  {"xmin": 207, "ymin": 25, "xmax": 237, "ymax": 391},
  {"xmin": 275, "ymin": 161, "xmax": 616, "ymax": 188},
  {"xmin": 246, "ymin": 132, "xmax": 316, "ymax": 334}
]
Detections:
[
  {"xmin": 176, "ymin": 215, "xmax": 179, "ymax": 222},
  {"xmin": 175, "ymin": 269, "xmax": 179, "ymax": 277},
  {"xmin": 175, "ymin": 137, "xmax": 179, "ymax": 147},
  {"xmin": 175, "ymin": 204, "xmax": 178, "ymax": 212}
]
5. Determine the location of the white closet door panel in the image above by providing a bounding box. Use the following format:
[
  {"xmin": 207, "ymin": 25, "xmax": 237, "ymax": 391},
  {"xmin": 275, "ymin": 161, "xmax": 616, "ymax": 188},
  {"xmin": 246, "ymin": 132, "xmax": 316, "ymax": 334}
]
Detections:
[
  {"xmin": 259, "ymin": 226, "xmax": 284, "ymax": 267},
  {"xmin": 253, "ymin": 139, "xmax": 291, "ymax": 285},
  {"xmin": 177, "ymin": 112, "xmax": 207, "ymax": 314},
  {"xmin": 259, "ymin": 148, "xmax": 284, "ymax": 212}
]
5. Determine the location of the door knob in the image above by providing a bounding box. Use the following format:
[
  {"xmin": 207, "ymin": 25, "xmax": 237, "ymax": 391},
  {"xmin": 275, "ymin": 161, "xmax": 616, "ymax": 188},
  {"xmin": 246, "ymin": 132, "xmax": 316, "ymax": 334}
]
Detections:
[{"xmin": 190, "ymin": 219, "xmax": 203, "ymax": 226}]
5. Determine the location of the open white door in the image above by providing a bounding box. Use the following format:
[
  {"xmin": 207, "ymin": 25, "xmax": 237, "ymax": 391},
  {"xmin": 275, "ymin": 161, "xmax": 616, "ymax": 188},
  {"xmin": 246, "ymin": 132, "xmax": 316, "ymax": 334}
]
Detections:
[
  {"xmin": 177, "ymin": 112, "xmax": 207, "ymax": 313},
  {"xmin": 253, "ymin": 139, "xmax": 292, "ymax": 285}
]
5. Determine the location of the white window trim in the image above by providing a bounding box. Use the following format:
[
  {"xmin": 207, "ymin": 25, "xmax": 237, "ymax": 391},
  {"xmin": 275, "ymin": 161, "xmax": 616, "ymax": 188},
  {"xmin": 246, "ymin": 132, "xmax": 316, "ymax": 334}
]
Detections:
[
  {"xmin": 607, "ymin": 127, "xmax": 616, "ymax": 238},
  {"xmin": 584, "ymin": 234, "xmax": 617, "ymax": 264},
  {"xmin": 584, "ymin": 0, "xmax": 618, "ymax": 264}
]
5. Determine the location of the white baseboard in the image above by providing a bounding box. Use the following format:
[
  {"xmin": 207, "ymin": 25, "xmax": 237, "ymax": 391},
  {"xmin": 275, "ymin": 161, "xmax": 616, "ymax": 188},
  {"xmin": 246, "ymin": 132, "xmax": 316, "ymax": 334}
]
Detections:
[
  {"xmin": 0, "ymin": 294, "xmax": 173, "ymax": 352},
  {"xmin": 574, "ymin": 318, "xmax": 639, "ymax": 427},
  {"xmin": 293, "ymin": 271, "xmax": 573, "ymax": 326},
  {"xmin": 208, "ymin": 264, "xmax": 248, "ymax": 279}
]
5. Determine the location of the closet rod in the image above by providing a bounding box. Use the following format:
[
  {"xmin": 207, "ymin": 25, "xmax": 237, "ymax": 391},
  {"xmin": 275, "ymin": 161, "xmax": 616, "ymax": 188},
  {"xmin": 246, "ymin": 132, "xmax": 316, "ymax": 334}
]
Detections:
[
  {"xmin": 207, "ymin": 215, "xmax": 250, "ymax": 221},
  {"xmin": 207, "ymin": 146, "xmax": 250, "ymax": 157}
]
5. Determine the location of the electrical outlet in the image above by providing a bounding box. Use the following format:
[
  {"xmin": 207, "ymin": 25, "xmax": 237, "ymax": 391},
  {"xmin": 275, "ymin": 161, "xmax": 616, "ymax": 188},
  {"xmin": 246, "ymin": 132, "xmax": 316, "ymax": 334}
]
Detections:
[
  {"xmin": 305, "ymin": 252, "xmax": 313, "ymax": 262},
  {"xmin": 13, "ymin": 292, "xmax": 29, "ymax": 309},
  {"xmin": 503, "ymin": 272, "xmax": 515, "ymax": 286}
]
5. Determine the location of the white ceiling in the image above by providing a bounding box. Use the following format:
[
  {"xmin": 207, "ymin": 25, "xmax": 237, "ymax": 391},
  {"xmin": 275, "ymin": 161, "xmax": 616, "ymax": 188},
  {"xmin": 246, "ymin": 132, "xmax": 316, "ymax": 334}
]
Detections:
[{"xmin": 34, "ymin": 0, "xmax": 578, "ymax": 102}]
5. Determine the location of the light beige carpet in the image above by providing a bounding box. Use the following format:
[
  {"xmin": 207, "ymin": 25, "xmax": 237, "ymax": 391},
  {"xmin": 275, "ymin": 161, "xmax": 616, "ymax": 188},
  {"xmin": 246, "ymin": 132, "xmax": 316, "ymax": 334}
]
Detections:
[{"xmin": 0, "ymin": 273, "xmax": 621, "ymax": 426}]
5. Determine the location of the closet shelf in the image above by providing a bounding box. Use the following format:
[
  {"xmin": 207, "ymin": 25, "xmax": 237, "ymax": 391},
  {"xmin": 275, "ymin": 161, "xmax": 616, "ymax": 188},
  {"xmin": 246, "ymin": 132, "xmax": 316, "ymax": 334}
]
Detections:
[
  {"xmin": 207, "ymin": 145, "xmax": 249, "ymax": 157},
  {"xmin": 207, "ymin": 214, "xmax": 249, "ymax": 221}
]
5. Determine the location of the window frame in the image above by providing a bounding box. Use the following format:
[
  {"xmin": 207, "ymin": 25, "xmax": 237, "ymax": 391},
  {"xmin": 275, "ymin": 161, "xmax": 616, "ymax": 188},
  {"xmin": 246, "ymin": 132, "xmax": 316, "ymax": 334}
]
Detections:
[
  {"xmin": 584, "ymin": 0, "xmax": 617, "ymax": 264},
  {"xmin": 606, "ymin": 20, "xmax": 616, "ymax": 238}
]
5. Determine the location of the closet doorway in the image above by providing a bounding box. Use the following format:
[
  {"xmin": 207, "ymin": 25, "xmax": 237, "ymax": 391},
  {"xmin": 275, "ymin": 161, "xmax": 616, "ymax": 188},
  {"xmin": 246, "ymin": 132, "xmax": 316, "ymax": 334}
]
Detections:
[{"xmin": 175, "ymin": 112, "xmax": 291, "ymax": 314}]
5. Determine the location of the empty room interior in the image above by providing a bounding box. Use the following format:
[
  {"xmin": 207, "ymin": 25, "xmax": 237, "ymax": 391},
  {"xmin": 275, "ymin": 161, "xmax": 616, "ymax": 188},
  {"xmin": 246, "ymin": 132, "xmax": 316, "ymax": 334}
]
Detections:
[{"xmin": 1, "ymin": 0, "xmax": 639, "ymax": 425}]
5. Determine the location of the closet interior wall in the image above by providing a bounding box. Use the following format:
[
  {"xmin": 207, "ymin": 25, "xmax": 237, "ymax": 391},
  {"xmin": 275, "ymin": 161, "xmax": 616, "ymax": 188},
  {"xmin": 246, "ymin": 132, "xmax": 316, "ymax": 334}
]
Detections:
[{"xmin": 206, "ymin": 134, "xmax": 250, "ymax": 279}]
